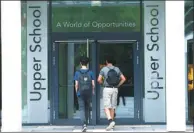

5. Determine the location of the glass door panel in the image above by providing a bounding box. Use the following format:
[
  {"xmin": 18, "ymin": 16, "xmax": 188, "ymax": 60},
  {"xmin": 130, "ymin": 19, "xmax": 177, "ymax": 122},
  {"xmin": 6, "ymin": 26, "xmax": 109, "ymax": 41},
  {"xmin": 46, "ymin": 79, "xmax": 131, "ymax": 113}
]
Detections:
[
  {"xmin": 52, "ymin": 40, "xmax": 140, "ymax": 124},
  {"xmin": 53, "ymin": 40, "xmax": 93, "ymax": 124},
  {"xmin": 58, "ymin": 43, "xmax": 68, "ymax": 119},
  {"xmin": 96, "ymin": 40, "xmax": 140, "ymax": 124},
  {"xmin": 187, "ymin": 39, "xmax": 194, "ymax": 122}
]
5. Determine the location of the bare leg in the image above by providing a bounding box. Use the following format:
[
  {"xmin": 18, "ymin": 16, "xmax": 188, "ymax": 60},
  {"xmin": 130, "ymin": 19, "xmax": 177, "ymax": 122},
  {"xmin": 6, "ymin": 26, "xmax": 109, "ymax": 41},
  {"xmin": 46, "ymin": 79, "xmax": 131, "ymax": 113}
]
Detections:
[
  {"xmin": 105, "ymin": 108, "xmax": 116, "ymax": 131},
  {"xmin": 104, "ymin": 108, "xmax": 112, "ymax": 120},
  {"xmin": 103, "ymin": 89, "xmax": 116, "ymax": 131},
  {"xmin": 110, "ymin": 108, "xmax": 115, "ymax": 120}
]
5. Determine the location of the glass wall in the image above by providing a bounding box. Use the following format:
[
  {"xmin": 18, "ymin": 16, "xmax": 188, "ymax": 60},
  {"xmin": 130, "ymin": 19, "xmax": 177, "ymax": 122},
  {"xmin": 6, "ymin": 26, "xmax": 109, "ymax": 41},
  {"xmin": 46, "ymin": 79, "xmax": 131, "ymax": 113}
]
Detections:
[
  {"xmin": 185, "ymin": 0, "xmax": 194, "ymax": 122},
  {"xmin": 187, "ymin": 40, "xmax": 194, "ymax": 122},
  {"xmin": 51, "ymin": 0, "xmax": 141, "ymax": 124},
  {"xmin": 21, "ymin": 0, "xmax": 185, "ymax": 124},
  {"xmin": 21, "ymin": 0, "xmax": 142, "ymax": 124}
]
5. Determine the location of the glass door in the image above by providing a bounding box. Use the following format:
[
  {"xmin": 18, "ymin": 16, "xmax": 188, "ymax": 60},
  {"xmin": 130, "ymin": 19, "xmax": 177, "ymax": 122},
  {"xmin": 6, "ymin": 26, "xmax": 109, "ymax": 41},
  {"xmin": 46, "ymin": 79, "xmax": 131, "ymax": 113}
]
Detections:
[
  {"xmin": 51, "ymin": 39, "xmax": 141, "ymax": 125},
  {"xmin": 96, "ymin": 40, "xmax": 141, "ymax": 124},
  {"xmin": 187, "ymin": 39, "xmax": 194, "ymax": 123},
  {"xmin": 52, "ymin": 40, "xmax": 95, "ymax": 125}
]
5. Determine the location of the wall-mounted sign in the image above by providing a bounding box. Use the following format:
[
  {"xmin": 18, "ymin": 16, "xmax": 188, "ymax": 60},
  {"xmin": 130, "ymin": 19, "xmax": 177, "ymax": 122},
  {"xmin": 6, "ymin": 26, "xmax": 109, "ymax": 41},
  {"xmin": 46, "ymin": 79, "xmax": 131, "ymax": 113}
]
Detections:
[
  {"xmin": 27, "ymin": 1, "xmax": 48, "ymax": 123},
  {"xmin": 52, "ymin": 5, "xmax": 140, "ymax": 32},
  {"xmin": 144, "ymin": 1, "xmax": 166, "ymax": 122}
]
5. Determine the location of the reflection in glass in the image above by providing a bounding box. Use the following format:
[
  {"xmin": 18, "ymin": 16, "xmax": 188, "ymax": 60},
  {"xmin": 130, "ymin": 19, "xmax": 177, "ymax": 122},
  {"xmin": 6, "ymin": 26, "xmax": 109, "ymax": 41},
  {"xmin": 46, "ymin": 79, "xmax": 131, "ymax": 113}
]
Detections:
[
  {"xmin": 185, "ymin": 0, "xmax": 193, "ymax": 123},
  {"xmin": 58, "ymin": 43, "xmax": 67, "ymax": 119},
  {"xmin": 58, "ymin": 42, "xmax": 91, "ymax": 119},
  {"xmin": 187, "ymin": 40, "xmax": 194, "ymax": 122},
  {"xmin": 99, "ymin": 43, "xmax": 134, "ymax": 118}
]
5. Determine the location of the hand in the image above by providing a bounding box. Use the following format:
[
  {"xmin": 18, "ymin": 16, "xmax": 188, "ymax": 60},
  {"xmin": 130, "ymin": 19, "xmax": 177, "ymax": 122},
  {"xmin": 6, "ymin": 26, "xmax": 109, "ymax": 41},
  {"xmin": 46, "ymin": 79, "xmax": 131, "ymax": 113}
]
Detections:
[{"xmin": 92, "ymin": 90, "xmax": 95, "ymax": 95}]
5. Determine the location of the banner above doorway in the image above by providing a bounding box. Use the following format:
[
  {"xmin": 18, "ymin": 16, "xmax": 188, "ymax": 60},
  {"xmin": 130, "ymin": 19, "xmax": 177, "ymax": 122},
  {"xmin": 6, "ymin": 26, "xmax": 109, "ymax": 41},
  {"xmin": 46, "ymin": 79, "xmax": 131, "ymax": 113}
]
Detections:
[{"xmin": 52, "ymin": 3, "xmax": 141, "ymax": 32}]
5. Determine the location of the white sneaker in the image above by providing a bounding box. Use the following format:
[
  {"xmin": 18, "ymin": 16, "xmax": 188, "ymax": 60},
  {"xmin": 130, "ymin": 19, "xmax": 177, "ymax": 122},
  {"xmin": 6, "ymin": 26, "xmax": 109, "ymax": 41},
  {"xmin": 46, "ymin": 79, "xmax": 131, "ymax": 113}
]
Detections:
[
  {"xmin": 82, "ymin": 124, "xmax": 87, "ymax": 132},
  {"xmin": 106, "ymin": 121, "xmax": 115, "ymax": 131}
]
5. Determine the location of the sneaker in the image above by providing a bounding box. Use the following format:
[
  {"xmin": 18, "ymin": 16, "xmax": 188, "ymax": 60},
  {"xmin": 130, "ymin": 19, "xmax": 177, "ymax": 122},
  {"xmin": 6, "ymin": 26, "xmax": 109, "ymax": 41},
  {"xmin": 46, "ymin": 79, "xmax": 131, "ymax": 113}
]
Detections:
[
  {"xmin": 82, "ymin": 124, "xmax": 87, "ymax": 132},
  {"xmin": 106, "ymin": 121, "xmax": 115, "ymax": 131}
]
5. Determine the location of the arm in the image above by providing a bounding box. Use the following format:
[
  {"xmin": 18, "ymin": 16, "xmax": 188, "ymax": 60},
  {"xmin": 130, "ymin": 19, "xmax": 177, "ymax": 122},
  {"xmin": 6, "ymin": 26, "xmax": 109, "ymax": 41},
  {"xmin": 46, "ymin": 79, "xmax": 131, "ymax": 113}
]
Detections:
[
  {"xmin": 74, "ymin": 71, "xmax": 79, "ymax": 93},
  {"xmin": 117, "ymin": 68, "xmax": 126, "ymax": 87},
  {"xmin": 97, "ymin": 68, "xmax": 104, "ymax": 84},
  {"xmin": 97, "ymin": 75, "xmax": 103, "ymax": 84},
  {"xmin": 92, "ymin": 80, "xmax": 95, "ymax": 89},
  {"xmin": 75, "ymin": 80, "xmax": 78, "ymax": 93},
  {"xmin": 90, "ymin": 71, "xmax": 95, "ymax": 88},
  {"xmin": 92, "ymin": 80, "xmax": 95, "ymax": 94},
  {"xmin": 117, "ymin": 74, "xmax": 126, "ymax": 87},
  {"xmin": 90, "ymin": 71, "xmax": 95, "ymax": 95}
]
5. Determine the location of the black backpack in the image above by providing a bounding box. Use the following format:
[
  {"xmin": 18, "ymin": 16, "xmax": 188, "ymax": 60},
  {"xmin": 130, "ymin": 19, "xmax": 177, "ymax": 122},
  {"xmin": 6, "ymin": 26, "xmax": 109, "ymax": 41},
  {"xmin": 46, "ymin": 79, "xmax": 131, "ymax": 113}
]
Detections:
[
  {"xmin": 78, "ymin": 69, "xmax": 92, "ymax": 95},
  {"xmin": 106, "ymin": 67, "xmax": 120, "ymax": 86}
]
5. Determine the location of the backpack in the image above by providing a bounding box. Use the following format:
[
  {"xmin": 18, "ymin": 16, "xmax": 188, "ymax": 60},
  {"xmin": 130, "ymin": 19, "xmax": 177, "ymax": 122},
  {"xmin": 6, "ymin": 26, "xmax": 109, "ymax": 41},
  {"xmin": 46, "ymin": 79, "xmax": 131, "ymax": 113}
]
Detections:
[
  {"xmin": 78, "ymin": 69, "xmax": 92, "ymax": 95},
  {"xmin": 106, "ymin": 67, "xmax": 120, "ymax": 86}
]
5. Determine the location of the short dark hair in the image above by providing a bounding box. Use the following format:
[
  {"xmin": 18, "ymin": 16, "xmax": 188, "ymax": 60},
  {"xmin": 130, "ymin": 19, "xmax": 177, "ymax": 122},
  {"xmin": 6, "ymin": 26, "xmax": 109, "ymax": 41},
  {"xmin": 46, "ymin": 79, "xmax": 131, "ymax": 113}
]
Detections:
[
  {"xmin": 80, "ymin": 56, "xmax": 90, "ymax": 66},
  {"xmin": 105, "ymin": 55, "xmax": 115, "ymax": 64}
]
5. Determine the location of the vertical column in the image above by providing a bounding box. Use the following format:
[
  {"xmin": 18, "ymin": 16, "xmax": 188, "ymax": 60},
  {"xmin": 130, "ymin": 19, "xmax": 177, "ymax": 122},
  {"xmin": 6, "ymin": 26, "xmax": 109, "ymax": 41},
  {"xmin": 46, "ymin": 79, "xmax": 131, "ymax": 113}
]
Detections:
[
  {"xmin": 144, "ymin": 1, "xmax": 166, "ymax": 123},
  {"xmin": 165, "ymin": 1, "xmax": 186, "ymax": 131},
  {"xmin": 26, "ymin": 1, "xmax": 48, "ymax": 123},
  {"xmin": 1, "ymin": 1, "xmax": 22, "ymax": 132}
]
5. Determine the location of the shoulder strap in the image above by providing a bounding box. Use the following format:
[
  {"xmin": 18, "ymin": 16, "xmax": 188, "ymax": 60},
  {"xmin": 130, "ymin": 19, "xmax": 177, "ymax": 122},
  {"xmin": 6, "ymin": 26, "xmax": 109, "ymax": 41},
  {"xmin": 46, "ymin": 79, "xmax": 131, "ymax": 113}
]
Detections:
[
  {"xmin": 85, "ymin": 69, "xmax": 90, "ymax": 73},
  {"xmin": 107, "ymin": 66, "xmax": 115, "ymax": 70},
  {"xmin": 79, "ymin": 69, "xmax": 90, "ymax": 74}
]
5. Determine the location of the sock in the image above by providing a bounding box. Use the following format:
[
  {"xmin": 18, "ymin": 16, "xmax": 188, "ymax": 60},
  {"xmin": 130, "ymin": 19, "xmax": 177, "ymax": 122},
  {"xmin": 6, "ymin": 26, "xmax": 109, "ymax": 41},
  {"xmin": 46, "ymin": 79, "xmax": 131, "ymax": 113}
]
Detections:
[
  {"xmin": 83, "ymin": 122, "xmax": 87, "ymax": 126},
  {"xmin": 108, "ymin": 119, "xmax": 113, "ymax": 123}
]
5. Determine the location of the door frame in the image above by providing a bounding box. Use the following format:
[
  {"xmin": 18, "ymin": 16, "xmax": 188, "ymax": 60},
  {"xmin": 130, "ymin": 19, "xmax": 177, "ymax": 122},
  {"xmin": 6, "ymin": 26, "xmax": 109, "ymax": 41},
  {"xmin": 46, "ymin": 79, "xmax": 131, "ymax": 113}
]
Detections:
[
  {"xmin": 95, "ymin": 40, "xmax": 141, "ymax": 125},
  {"xmin": 50, "ymin": 38, "xmax": 143, "ymax": 125},
  {"xmin": 51, "ymin": 40, "xmax": 96, "ymax": 125}
]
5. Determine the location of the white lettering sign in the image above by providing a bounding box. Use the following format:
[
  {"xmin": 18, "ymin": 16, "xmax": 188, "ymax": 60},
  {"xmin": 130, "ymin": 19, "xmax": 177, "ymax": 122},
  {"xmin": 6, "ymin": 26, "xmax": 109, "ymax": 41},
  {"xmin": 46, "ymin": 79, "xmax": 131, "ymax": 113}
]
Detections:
[
  {"xmin": 27, "ymin": 1, "xmax": 48, "ymax": 123},
  {"xmin": 144, "ymin": 1, "xmax": 166, "ymax": 122},
  {"xmin": 56, "ymin": 21, "xmax": 136, "ymax": 28}
]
